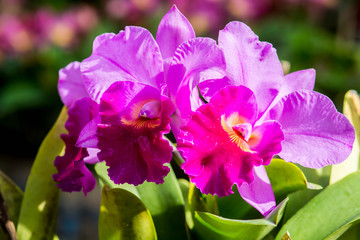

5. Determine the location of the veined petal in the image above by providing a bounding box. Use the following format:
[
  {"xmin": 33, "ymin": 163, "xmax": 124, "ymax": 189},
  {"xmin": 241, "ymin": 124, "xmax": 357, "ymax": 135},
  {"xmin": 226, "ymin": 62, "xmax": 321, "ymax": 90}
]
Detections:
[
  {"xmin": 237, "ymin": 166, "xmax": 276, "ymax": 216},
  {"xmin": 166, "ymin": 37, "xmax": 226, "ymax": 136},
  {"xmin": 97, "ymin": 125, "xmax": 172, "ymax": 185},
  {"xmin": 97, "ymin": 81, "xmax": 175, "ymax": 185},
  {"xmin": 179, "ymin": 86, "xmax": 262, "ymax": 197},
  {"xmin": 218, "ymin": 21, "xmax": 283, "ymax": 115},
  {"xmin": 53, "ymin": 97, "xmax": 98, "ymax": 194},
  {"xmin": 268, "ymin": 91, "xmax": 355, "ymax": 168},
  {"xmin": 81, "ymin": 26, "xmax": 164, "ymax": 103},
  {"xmin": 249, "ymin": 120, "xmax": 284, "ymax": 165},
  {"xmin": 156, "ymin": 4, "xmax": 195, "ymax": 74},
  {"xmin": 58, "ymin": 61, "xmax": 89, "ymax": 108},
  {"xmin": 284, "ymin": 69, "xmax": 315, "ymax": 93}
]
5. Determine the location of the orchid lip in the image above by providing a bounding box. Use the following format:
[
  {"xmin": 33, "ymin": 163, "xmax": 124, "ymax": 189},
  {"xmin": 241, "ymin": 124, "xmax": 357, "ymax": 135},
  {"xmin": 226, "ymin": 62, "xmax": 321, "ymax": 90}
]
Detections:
[
  {"xmin": 232, "ymin": 123, "xmax": 252, "ymax": 141},
  {"xmin": 139, "ymin": 100, "xmax": 161, "ymax": 119}
]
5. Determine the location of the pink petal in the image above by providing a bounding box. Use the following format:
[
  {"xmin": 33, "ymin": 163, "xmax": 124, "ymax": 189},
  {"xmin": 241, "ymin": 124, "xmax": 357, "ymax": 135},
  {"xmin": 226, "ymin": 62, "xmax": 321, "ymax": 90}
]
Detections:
[
  {"xmin": 97, "ymin": 125, "xmax": 172, "ymax": 185},
  {"xmin": 218, "ymin": 21, "xmax": 284, "ymax": 115},
  {"xmin": 77, "ymin": 115, "xmax": 100, "ymax": 148},
  {"xmin": 166, "ymin": 37, "xmax": 226, "ymax": 136},
  {"xmin": 53, "ymin": 97, "xmax": 98, "ymax": 194},
  {"xmin": 81, "ymin": 26, "xmax": 164, "ymax": 103},
  {"xmin": 249, "ymin": 121, "xmax": 284, "ymax": 165},
  {"xmin": 179, "ymin": 86, "xmax": 262, "ymax": 197},
  {"xmin": 156, "ymin": 5, "xmax": 195, "ymax": 74},
  {"xmin": 284, "ymin": 69, "xmax": 315, "ymax": 93},
  {"xmin": 268, "ymin": 91, "xmax": 355, "ymax": 168},
  {"xmin": 97, "ymin": 81, "xmax": 175, "ymax": 185},
  {"xmin": 58, "ymin": 61, "xmax": 89, "ymax": 108},
  {"xmin": 237, "ymin": 166, "xmax": 276, "ymax": 216}
]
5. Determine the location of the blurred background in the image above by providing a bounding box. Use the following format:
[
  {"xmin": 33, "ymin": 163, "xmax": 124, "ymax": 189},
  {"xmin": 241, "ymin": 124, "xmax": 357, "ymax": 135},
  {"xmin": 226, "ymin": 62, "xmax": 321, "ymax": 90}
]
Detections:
[{"xmin": 0, "ymin": 0, "xmax": 359, "ymax": 239}]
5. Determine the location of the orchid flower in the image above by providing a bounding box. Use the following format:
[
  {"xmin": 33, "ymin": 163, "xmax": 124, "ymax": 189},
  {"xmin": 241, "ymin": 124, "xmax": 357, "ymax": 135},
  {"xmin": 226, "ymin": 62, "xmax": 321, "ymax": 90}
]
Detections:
[
  {"xmin": 73, "ymin": 5, "xmax": 225, "ymax": 186},
  {"xmin": 177, "ymin": 21, "xmax": 355, "ymax": 215}
]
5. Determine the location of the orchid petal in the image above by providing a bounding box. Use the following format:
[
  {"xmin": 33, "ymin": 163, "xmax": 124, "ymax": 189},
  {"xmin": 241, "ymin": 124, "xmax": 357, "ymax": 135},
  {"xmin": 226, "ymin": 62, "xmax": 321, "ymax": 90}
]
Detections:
[
  {"xmin": 166, "ymin": 37, "xmax": 226, "ymax": 136},
  {"xmin": 218, "ymin": 21, "xmax": 284, "ymax": 115},
  {"xmin": 77, "ymin": 115, "xmax": 100, "ymax": 148},
  {"xmin": 53, "ymin": 97, "xmax": 98, "ymax": 194},
  {"xmin": 179, "ymin": 86, "xmax": 262, "ymax": 197},
  {"xmin": 81, "ymin": 26, "xmax": 164, "ymax": 103},
  {"xmin": 97, "ymin": 81, "xmax": 174, "ymax": 185},
  {"xmin": 268, "ymin": 91, "xmax": 355, "ymax": 168},
  {"xmin": 249, "ymin": 120, "xmax": 284, "ymax": 165},
  {"xmin": 58, "ymin": 61, "xmax": 88, "ymax": 108},
  {"xmin": 237, "ymin": 166, "xmax": 276, "ymax": 216},
  {"xmin": 156, "ymin": 4, "xmax": 195, "ymax": 74}
]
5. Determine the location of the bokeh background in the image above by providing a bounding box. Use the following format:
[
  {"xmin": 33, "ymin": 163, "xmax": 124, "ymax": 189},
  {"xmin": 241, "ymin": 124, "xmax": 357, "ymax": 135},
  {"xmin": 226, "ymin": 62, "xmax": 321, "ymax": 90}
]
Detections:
[{"xmin": 0, "ymin": 0, "xmax": 359, "ymax": 239}]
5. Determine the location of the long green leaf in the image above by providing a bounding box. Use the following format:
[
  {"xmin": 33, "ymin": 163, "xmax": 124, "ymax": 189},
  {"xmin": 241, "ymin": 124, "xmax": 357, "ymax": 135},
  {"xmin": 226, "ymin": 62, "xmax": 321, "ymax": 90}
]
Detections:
[
  {"xmin": 136, "ymin": 165, "xmax": 188, "ymax": 240},
  {"xmin": 0, "ymin": 170, "xmax": 23, "ymax": 226},
  {"xmin": 193, "ymin": 198, "xmax": 288, "ymax": 240},
  {"xmin": 276, "ymin": 171, "xmax": 360, "ymax": 240},
  {"xmin": 330, "ymin": 90, "xmax": 360, "ymax": 184},
  {"xmin": 99, "ymin": 185, "xmax": 157, "ymax": 240},
  {"xmin": 265, "ymin": 159, "xmax": 311, "ymax": 201},
  {"xmin": 95, "ymin": 162, "xmax": 188, "ymax": 240},
  {"xmin": 16, "ymin": 107, "xmax": 67, "ymax": 240}
]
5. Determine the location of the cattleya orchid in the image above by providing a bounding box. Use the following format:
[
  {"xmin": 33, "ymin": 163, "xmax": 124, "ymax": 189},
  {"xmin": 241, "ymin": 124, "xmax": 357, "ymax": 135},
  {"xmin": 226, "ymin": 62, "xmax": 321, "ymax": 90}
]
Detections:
[
  {"xmin": 178, "ymin": 22, "xmax": 355, "ymax": 215},
  {"xmin": 53, "ymin": 5, "xmax": 355, "ymax": 217},
  {"xmin": 54, "ymin": 5, "xmax": 225, "ymax": 190}
]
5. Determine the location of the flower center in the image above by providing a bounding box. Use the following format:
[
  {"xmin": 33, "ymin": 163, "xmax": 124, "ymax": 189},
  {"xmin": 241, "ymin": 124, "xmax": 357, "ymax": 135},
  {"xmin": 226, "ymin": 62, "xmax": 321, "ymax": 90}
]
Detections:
[
  {"xmin": 232, "ymin": 123, "xmax": 252, "ymax": 142},
  {"xmin": 139, "ymin": 100, "xmax": 161, "ymax": 119}
]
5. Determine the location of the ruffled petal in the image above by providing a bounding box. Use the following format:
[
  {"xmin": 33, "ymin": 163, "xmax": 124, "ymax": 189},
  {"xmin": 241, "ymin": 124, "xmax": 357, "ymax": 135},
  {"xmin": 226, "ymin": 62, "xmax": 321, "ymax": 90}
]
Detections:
[
  {"xmin": 81, "ymin": 26, "xmax": 164, "ymax": 103},
  {"xmin": 166, "ymin": 37, "xmax": 226, "ymax": 136},
  {"xmin": 249, "ymin": 120, "xmax": 284, "ymax": 165},
  {"xmin": 53, "ymin": 97, "xmax": 99, "ymax": 194},
  {"xmin": 218, "ymin": 21, "xmax": 284, "ymax": 115},
  {"xmin": 237, "ymin": 166, "xmax": 276, "ymax": 216},
  {"xmin": 179, "ymin": 86, "xmax": 262, "ymax": 197},
  {"xmin": 97, "ymin": 81, "xmax": 174, "ymax": 185},
  {"xmin": 58, "ymin": 61, "xmax": 89, "ymax": 108},
  {"xmin": 267, "ymin": 90, "xmax": 355, "ymax": 168},
  {"xmin": 156, "ymin": 5, "xmax": 195, "ymax": 74}
]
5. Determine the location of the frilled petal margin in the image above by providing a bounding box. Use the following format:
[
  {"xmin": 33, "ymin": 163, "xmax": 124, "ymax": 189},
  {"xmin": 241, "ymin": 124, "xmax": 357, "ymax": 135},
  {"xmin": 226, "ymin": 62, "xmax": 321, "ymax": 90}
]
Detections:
[
  {"xmin": 179, "ymin": 86, "xmax": 283, "ymax": 197},
  {"xmin": 97, "ymin": 81, "xmax": 175, "ymax": 185},
  {"xmin": 218, "ymin": 21, "xmax": 284, "ymax": 116},
  {"xmin": 81, "ymin": 26, "xmax": 164, "ymax": 103},
  {"xmin": 53, "ymin": 97, "xmax": 98, "ymax": 194},
  {"xmin": 166, "ymin": 37, "xmax": 226, "ymax": 137},
  {"xmin": 267, "ymin": 90, "xmax": 355, "ymax": 168}
]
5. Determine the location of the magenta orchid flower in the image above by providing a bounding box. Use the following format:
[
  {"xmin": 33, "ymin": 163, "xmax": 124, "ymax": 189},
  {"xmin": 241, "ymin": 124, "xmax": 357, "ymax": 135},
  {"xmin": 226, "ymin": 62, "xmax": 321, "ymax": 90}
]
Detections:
[
  {"xmin": 53, "ymin": 61, "xmax": 98, "ymax": 194},
  {"xmin": 75, "ymin": 5, "xmax": 225, "ymax": 185},
  {"xmin": 178, "ymin": 21, "xmax": 355, "ymax": 215}
]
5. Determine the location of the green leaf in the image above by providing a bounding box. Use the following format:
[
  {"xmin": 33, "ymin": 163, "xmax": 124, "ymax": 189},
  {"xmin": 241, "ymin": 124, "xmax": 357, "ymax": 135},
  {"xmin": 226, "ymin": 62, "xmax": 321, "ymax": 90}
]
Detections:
[
  {"xmin": 276, "ymin": 171, "xmax": 360, "ymax": 240},
  {"xmin": 16, "ymin": 107, "xmax": 67, "ymax": 240},
  {"xmin": 95, "ymin": 162, "xmax": 189, "ymax": 240},
  {"xmin": 265, "ymin": 159, "xmax": 310, "ymax": 201},
  {"xmin": 193, "ymin": 198, "xmax": 288, "ymax": 240},
  {"xmin": 178, "ymin": 179, "xmax": 193, "ymax": 229},
  {"xmin": 330, "ymin": 90, "xmax": 360, "ymax": 184},
  {"xmin": 99, "ymin": 185, "xmax": 157, "ymax": 240},
  {"xmin": 0, "ymin": 170, "xmax": 23, "ymax": 226},
  {"xmin": 136, "ymin": 165, "xmax": 188, "ymax": 240}
]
